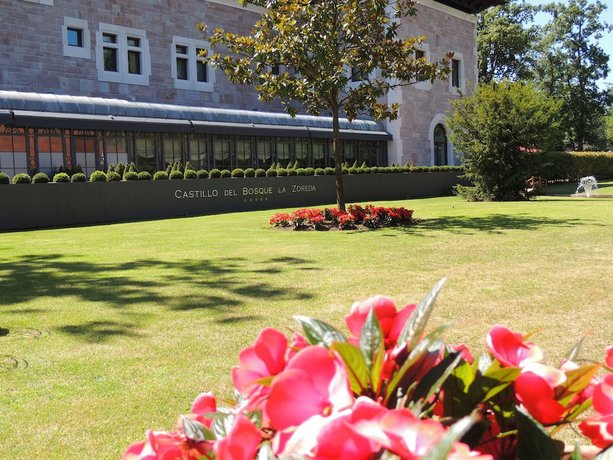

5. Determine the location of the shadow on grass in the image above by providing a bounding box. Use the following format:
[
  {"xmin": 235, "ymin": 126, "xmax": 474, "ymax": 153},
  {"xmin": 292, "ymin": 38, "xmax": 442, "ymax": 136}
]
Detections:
[
  {"xmin": 0, "ymin": 254, "xmax": 319, "ymax": 342},
  {"xmin": 389, "ymin": 213, "xmax": 597, "ymax": 236}
]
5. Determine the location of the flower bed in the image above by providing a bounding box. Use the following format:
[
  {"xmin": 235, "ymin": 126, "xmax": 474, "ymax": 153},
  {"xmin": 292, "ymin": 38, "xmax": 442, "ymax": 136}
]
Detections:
[
  {"xmin": 124, "ymin": 280, "xmax": 613, "ymax": 460},
  {"xmin": 270, "ymin": 204, "xmax": 414, "ymax": 231}
]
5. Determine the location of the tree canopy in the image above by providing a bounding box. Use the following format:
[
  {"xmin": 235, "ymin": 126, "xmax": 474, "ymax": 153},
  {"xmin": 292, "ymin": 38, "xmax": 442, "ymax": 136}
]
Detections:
[{"xmin": 200, "ymin": 0, "xmax": 451, "ymax": 210}]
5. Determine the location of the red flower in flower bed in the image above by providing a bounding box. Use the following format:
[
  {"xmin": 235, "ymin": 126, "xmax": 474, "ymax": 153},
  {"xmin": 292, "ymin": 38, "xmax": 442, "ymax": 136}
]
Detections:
[{"xmin": 271, "ymin": 205, "xmax": 414, "ymax": 231}]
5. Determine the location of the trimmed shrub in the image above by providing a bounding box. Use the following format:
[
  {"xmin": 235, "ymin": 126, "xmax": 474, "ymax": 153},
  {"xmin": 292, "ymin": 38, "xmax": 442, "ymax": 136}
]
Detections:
[
  {"xmin": 184, "ymin": 169, "xmax": 197, "ymax": 180},
  {"xmin": 364, "ymin": 167, "xmax": 372, "ymax": 174},
  {"xmin": 90, "ymin": 171, "xmax": 107, "ymax": 182},
  {"xmin": 32, "ymin": 172, "xmax": 50, "ymax": 184},
  {"xmin": 0, "ymin": 172, "xmax": 10, "ymax": 184},
  {"xmin": 324, "ymin": 167, "xmax": 335, "ymax": 175},
  {"xmin": 266, "ymin": 168, "xmax": 278, "ymax": 177},
  {"xmin": 371, "ymin": 166, "xmax": 380, "ymax": 174},
  {"xmin": 287, "ymin": 168, "xmax": 297, "ymax": 176},
  {"xmin": 305, "ymin": 167, "xmax": 315, "ymax": 176},
  {"xmin": 53, "ymin": 172, "xmax": 70, "ymax": 183},
  {"xmin": 209, "ymin": 169, "xmax": 222, "ymax": 178},
  {"xmin": 296, "ymin": 168, "xmax": 307, "ymax": 176},
  {"xmin": 153, "ymin": 171, "xmax": 169, "ymax": 180},
  {"xmin": 255, "ymin": 168, "xmax": 266, "ymax": 177},
  {"xmin": 244, "ymin": 168, "xmax": 256, "ymax": 177},
  {"xmin": 106, "ymin": 171, "xmax": 121, "ymax": 181},
  {"xmin": 13, "ymin": 173, "xmax": 32, "ymax": 184},
  {"xmin": 196, "ymin": 169, "xmax": 209, "ymax": 179},
  {"xmin": 277, "ymin": 168, "xmax": 288, "ymax": 176},
  {"xmin": 169, "ymin": 170, "xmax": 184, "ymax": 180},
  {"xmin": 314, "ymin": 168, "xmax": 325, "ymax": 176},
  {"xmin": 115, "ymin": 163, "xmax": 125, "ymax": 178},
  {"xmin": 231, "ymin": 168, "xmax": 245, "ymax": 178},
  {"xmin": 220, "ymin": 169, "xmax": 232, "ymax": 178},
  {"xmin": 185, "ymin": 161, "xmax": 195, "ymax": 172},
  {"xmin": 348, "ymin": 167, "xmax": 358, "ymax": 174},
  {"xmin": 128, "ymin": 162, "xmax": 137, "ymax": 173},
  {"xmin": 71, "ymin": 172, "xmax": 86, "ymax": 182},
  {"xmin": 123, "ymin": 171, "xmax": 139, "ymax": 181},
  {"xmin": 107, "ymin": 164, "xmax": 116, "ymax": 174},
  {"xmin": 526, "ymin": 151, "xmax": 613, "ymax": 181},
  {"xmin": 165, "ymin": 165, "xmax": 172, "ymax": 175},
  {"xmin": 138, "ymin": 171, "xmax": 152, "ymax": 181},
  {"xmin": 285, "ymin": 161, "xmax": 294, "ymax": 170}
]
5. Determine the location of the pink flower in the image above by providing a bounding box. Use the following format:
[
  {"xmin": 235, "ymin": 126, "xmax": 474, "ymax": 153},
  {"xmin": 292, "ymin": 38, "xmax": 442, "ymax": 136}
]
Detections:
[
  {"xmin": 288, "ymin": 332, "xmax": 309, "ymax": 360},
  {"xmin": 231, "ymin": 327, "xmax": 287, "ymax": 409},
  {"xmin": 266, "ymin": 346, "xmax": 353, "ymax": 430},
  {"xmin": 515, "ymin": 369, "xmax": 566, "ymax": 425},
  {"xmin": 190, "ymin": 392, "xmax": 216, "ymax": 428},
  {"xmin": 345, "ymin": 295, "xmax": 416, "ymax": 347},
  {"xmin": 579, "ymin": 414, "xmax": 613, "ymax": 449},
  {"xmin": 606, "ymin": 345, "xmax": 613, "ymax": 369},
  {"xmin": 214, "ymin": 415, "xmax": 261, "ymax": 460},
  {"xmin": 593, "ymin": 374, "xmax": 613, "ymax": 416},
  {"xmin": 486, "ymin": 325, "xmax": 543, "ymax": 368},
  {"xmin": 122, "ymin": 430, "xmax": 209, "ymax": 460}
]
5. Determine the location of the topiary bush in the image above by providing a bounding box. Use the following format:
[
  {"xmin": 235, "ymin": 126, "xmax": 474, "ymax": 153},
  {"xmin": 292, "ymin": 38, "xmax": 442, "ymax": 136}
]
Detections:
[
  {"xmin": 296, "ymin": 168, "xmax": 307, "ymax": 176},
  {"xmin": 266, "ymin": 168, "xmax": 278, "ymax": 177},
  {"xmin": 106, "ymin": 171, "xmax": 121, "ymax": 181},
  {"xmin": 209, "ymin": 169, "xmax": 221, "ymax": 179},
  {"xmin": 138, "ymin": 171, "xmax": 152, "ymax": 180},
  {"xmin": 287, "ymin": 168, "xmax": 297, "ymax": 176},
  {"xmin": 244, "ymin": 168, "xmax": 256, "ymax": 177},
  {"xmin": 314, "ymin": 168, "xmax": 325, "ymax": 176},
  {"xmin": 231, "ymin": 168, "xmax": 245, "ymax": 178},
  {"xmin": 53, "ymin": 172, "xmax": 70, "ymax": 183},
  {"xmin": 184, "ymin": 169, "xmax": 198, "ymax": 180},
  {"xmin": 305, "ymin": 167, "xmax": 315, "ymax": 176},
  {"xmin": 0, "ymin": 172, "xmax": 10, "ymax": 184},
  {"xmin": 220, "ymin": 169, "xmax": 231, "ymax": 178},
  {"xmin": 115, "ymin": 163, "xmax": 125, "ymax": 178},
  {"xmin": 13, "ymin": 173, "xmax": 32, "ymax": 184},
  {"xmin": 90, "ymin": 171, "xmax": 107, "ymax": 182},
  {"xmin": 348, "ymin": 167, "xmax": 358, "ymax": 174},
  {"xmin": 123, "ymin": 171, "xmax": 139, "ymax": 181},
  {"xmin": 71, "ymin": 172, "xmax": 86, "ymax": 182},
  {"xmin": 32, "ymin": 172, "xmax": 50, "ymax": 184},
  {"xmin": 153, "ymin": 171, "xmax": 169, "ymax": 180},
  {"xmin": 277, "ymin": 168, "xmax": 288, "ymax": 176},
  {"xmin": 255, "ymin": 168, "xmax": 266, "ymax": 177},
  {"xmin": 197, "ymin": 169, "xmax": 209, "ymax": 179},
  {"xmin": 169, "ymin": 170, "xmax": 184, "ymax": 180}
]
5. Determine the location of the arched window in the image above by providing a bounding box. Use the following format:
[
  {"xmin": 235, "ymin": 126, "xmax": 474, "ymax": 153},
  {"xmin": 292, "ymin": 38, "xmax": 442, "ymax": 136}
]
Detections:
[{"xmin": 433, "ymin": 124, "xmax": 448, "ymax": 166}]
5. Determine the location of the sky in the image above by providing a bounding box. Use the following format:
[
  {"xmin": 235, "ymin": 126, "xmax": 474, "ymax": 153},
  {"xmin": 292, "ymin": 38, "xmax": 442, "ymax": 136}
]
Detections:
[{"xmin": 522, "ymin": 0, "xmax": 613, "ymax": 89}]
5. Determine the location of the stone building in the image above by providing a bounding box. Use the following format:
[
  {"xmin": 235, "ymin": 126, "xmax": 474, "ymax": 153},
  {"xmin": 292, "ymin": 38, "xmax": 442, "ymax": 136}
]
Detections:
[{"xmin": 0, "ymin": 0, "xmax": 500, "ymax": 178}]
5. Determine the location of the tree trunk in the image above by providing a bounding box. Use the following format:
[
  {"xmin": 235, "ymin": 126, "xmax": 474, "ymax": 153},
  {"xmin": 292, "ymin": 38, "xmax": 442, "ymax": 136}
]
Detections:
[{"xmin": 331, "ymin": 103, "xmax": 346, "ymax": 212}]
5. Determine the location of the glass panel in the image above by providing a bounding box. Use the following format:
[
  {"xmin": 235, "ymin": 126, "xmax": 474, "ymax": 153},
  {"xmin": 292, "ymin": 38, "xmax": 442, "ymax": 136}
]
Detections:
[
  {"xmin": 312, "ymin": 141, "xmax": 326, "ymax": 168},
  {"xmin": 103, "ymin": 33, "xmax": 116, "ymax": 44},
  {"xmin": 343, "ymin": 141, "xmax": 356, "ymax": 163},
  {"xmin": 452, "ymin": 60, "xmax": 460, "ymax": 87},
  {"xmin": 127, "ymin": 36, "xmax": 140, "ymax": 47},
  {"xmin": 213, "ymin": 136, "xmax": 232, "ymax": 170},
  {"xmin": 134, "ymin": 136, "xmax": 158, "ymax": 173},
  {"xmin": 189, "ymin": 136, "xmax": 209, "ymax": 170},
  {"xmin": 434, "ymin": 124, "xmax": 448, "ymax": 166},
  {"xmin": 73, "ymin": 137, "xmax": 97, "ymax": 177},
  {"xmin": 256, "ymin": 138, "xmax": 273, "ymax": 169},
  {"xmin": 67, "ymin": 28, "xmax": 83, "ymax": 47},
  {"xmin": 176, "ymin": 58, "xmax": 188, "ymax": 80},
  {"xmin": 162, "ymin": 137, "xmax": 184, "ymax": 167},
  {"xmin": 351, "ymin": 67, "xmax": 364, "ymax": 82},
  {"xmin": 128, "ymin": 50, "xmax": 141, "ymax": 74},
  {"xmin": 235, "ymin": 137, "xmax": 252, "ymax": 169},
  {"xmin": 104, "ymin": 47, "xmax": 117, "ymax": 72},
  {"xmin": 276, "ymin": 138, "xmax": 292, "ymax": 166},
  {"xmin": 295, "ymin": 139, "xmax": 308, "ymax": 166},
  {"xmin": 196, "ymin": 49, "xmax": 207, "ymax": 82},
  {"xmin": 176, "ymin": 45, "xmax": 188, "ymax": 55}
]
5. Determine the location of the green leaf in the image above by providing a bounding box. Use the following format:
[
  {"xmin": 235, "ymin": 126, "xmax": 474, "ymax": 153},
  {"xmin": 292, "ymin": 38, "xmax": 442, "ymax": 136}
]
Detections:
[
  {"xmin": 181, "ymin": 416, "xmax": 208, "ymax": 442},
  {"xmin": 398, "ymin": 278, "xmax": 446, "ymax": 348},
  {"xmin": 569, "ymin": 443, "xmax": 582, "ymax": 460},
  {"xmin": 331, "ymin": 342, "xmax": 370, "ymax": 394},
  {"xmin": 294, "ymin": 315, "xmax": 346, "ymax": 347},
  {"xmin": 359, "ymin": 308, "xmax": 385, "ymax": 392},
  {"xmin": 412, "ymin": 351, "xmax": 461, "ymax": 404},
  {"xmin": 421, "ymin": 413, "xmax": 479, "ymax": 460},
  {"xmin": 555, "ymin": 363, "xmax": 601, "ymax": 405},
  {"xmin": 564, "ymin": 337, "xmax": 584, "ymax": 363},
  {"xmin": 516, "ymin": 406, "xmax": 561, "ymax": 460}
]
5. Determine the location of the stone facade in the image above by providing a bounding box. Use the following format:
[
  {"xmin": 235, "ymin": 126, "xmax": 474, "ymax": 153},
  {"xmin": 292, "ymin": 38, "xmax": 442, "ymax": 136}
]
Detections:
[{"xmin": 0, "ymin": 0, "xmax": 477, "ymax": 166}]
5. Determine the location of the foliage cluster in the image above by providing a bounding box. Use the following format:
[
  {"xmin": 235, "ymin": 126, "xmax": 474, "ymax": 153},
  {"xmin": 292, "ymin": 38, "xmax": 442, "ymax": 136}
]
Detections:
[
  {"xmin": 270, "ymin": 204, "xmax": 414, "ymax": 231},
  {"xmin": 124, "ymin": 281, "xmax": 613, "ymax": 459},
  {"xmin": 527, "ymin": 151, "xmax": 613, "ymax": 181}
]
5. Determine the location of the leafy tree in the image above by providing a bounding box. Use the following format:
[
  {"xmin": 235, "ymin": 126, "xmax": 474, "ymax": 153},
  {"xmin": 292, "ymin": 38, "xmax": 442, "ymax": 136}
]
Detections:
[
  {"xmin": 447, "ymin": 81, "xmax": 562, "ymax": 201},
  {"xmin": 534, "ymin": 0, "xmax": 612, "ymax": 150},
  {"xmin": 477, "ymin": 0, "xmax": 539, "ymax": 83},
  {"xmin": 200, "ymin": 0, "xmax": 451, "ymax": 210},
  {"xmin": 606, "ymin": 112, "xmax": 613, "ymax": 148}
]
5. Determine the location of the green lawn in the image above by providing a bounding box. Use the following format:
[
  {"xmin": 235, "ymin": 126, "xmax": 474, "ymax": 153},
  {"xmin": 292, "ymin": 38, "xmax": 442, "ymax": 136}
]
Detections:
[
  {"xmin": 548, "ymin": 179, "xmax": 613, "ymax": 195},
  {"xmin": 1, "ymin": 195, "xmax": 612, "ymax": 459}
]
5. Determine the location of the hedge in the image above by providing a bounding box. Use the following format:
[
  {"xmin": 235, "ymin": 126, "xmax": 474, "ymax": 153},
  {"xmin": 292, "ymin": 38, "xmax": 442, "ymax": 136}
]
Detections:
[{"xmin": 527, "ymin": 151, "xmax": 613, "ymax": 181}]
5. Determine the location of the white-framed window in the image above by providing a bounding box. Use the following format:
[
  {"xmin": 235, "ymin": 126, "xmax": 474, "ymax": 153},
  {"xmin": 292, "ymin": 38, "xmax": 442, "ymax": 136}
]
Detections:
[
  {"xmin": 21, "ymin": 0, "xmax": 53, "ymax": 4},
  {"xmin": 171, "ymin": 36, "xmax": 215, "ymax": 92},
  {"xmin": 449, "ymin": 52, "xmax": 465, "ymax": 93},
  {"xmin": 95, "ymin": 23, "xmax": 151, "ymax": 86},
  {"xmin": 62, "ymin": 17, "xmax": 91, "ymax": 59},
  {"xmin": 413, "ymin": 43, "xmax": 431, "ymax": 91}
]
